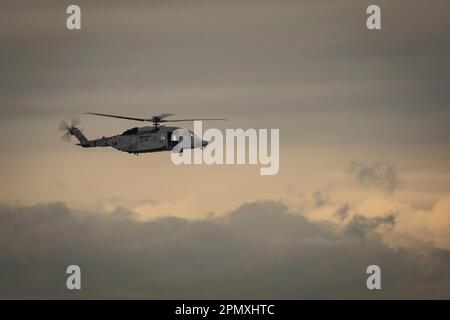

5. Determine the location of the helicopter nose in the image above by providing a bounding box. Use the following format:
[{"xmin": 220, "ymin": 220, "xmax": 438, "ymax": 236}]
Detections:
[{"xmin": 202, "ymin": 140, "xmax": 208, "ymax": 147}]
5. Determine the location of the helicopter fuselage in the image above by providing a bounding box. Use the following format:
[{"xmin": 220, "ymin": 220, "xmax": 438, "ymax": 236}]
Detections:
[{"xmin": 77, "ymin": 126, "xmax": 206, "ymax": 154}]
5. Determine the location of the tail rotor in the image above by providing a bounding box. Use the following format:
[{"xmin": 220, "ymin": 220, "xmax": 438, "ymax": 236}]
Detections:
[{"xmin": 58, "ymin": 116, "xmax": 82, "ymax": 143}]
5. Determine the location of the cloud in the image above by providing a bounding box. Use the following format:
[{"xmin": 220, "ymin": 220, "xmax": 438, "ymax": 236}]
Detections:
[
  {"xmin": 1, "ymin": 201, "xmax": 450, "ymax": 299},
  {"xmin": 408, "ymin": 197, "xmax": 450, "ymax": 249},
  {"xmin": 334, "ymin": 203, "xmax": 350, "ymax": 221},
  {"xmin": 348, "ymin": 160, "xmax": 399, "ymax": 193},
  {"xmin": 312, "ymin": 190, "xmax": 330, "ymax": 208},
  {"xmin": 353, "ymin": 196, "xmax": 450, "ymax": 250},
  {"xmin": 344, "ymin": 213, "xmax": 397, "ymax": 239}
]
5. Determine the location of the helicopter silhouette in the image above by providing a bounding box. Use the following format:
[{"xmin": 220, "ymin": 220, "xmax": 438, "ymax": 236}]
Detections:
[{"xmin": 58, "ymin": 113, "xmax": 227, "ymax": 155}]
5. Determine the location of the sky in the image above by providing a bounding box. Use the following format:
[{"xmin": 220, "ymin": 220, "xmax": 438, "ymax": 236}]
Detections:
[{"xmin": 1, "ymin": 0, "xmax": 450, "ymax": 298}]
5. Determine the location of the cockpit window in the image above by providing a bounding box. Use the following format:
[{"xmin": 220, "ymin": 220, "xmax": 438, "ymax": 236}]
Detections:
[
  {"xmin": 122, "ymin": 127, "xmax": 139, "ymax": 135},
  {"xmin": 170, "ymin": 130, "xmax": 195, "ymax": 141}
]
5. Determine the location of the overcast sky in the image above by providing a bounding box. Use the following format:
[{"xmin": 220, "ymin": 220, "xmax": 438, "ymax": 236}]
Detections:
[{"xmin": 1, "ymin": 0, "xmax": 450, "ymax": 298}]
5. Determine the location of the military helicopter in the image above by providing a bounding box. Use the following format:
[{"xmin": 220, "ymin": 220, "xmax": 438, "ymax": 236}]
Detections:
[{"xmin": 58, "ymin": 113, "xmax": 227, "ymax": 155}]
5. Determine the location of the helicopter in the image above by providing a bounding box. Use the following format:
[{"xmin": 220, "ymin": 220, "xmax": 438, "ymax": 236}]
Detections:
[{"xmin": 58, "ymin": 113, "xmax": 227, "ymax": 155}]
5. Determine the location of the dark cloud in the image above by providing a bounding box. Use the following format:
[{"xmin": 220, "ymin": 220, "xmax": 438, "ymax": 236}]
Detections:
[
  {"xmin": 334, "ymin": 203, "xmax": 350, "ymax": 221},
  {"xmin": 312, "ymin": 190, "xmax": 330, "ymax": 208},
  {"xmin": 1, "ymin": 201, "xmax": 450, "ymax": 299},
  {"xmin": 348, "ymin": 160, "xmax": 399, "ymax": 193},
  {"xmin": 344, "ymin": 213, "xmax": 397, "ymax": 239}
]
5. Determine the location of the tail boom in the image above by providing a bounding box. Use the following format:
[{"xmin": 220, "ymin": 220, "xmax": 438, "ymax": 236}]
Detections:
[{"xmin": 70, "ymin": 127, "xmax": 90, "ymax": 147}]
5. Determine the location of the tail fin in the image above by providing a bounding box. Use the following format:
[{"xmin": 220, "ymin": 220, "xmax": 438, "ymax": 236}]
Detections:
[{"xmin": 70, "ymin": 127, "xmax": 89, "ymax": 146}]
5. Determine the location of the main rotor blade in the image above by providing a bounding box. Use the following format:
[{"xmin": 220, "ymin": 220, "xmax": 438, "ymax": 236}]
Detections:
[
  {"xmin": 85, "ymin": 112, "xmax": 150, "ymax": 122},
  {"xmin": 161, "ymin": 118, "xmax": 228, "ymax": 123},
  {"xmin": 86, "ymin": 113, "xmax": 226, "ymax": 123},
  {"xmin": 155, "ymin": 113, "xmax": 174, "ymax": 119}
]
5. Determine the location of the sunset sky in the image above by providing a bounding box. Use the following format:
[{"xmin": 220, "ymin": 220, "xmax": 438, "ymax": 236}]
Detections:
[{"xmin": 1, "ymin": 0, "xmax": 450, "ymax": 298}]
